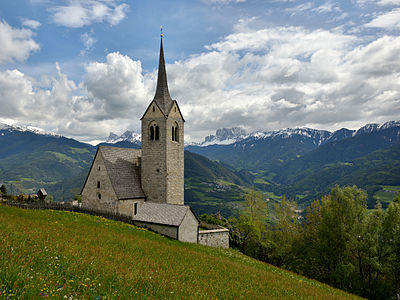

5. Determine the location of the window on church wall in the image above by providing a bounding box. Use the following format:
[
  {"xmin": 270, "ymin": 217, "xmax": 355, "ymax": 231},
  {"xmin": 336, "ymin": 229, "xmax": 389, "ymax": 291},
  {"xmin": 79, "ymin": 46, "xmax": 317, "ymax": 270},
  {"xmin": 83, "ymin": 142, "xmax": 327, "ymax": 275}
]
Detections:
[
  {"xmin": 172, "ymin": 122, "xmax": 179, "ymax": 142},
  {"xmin": 98, "ymin": 193, "xmax": 101, "ymax": 200},
  {"xmin": 149, "ymin": 122, "xmax": 159, "ymax": 141},
  {"xmin": 97, "ymin": 181, "xmax": 100, "ymax": 188},
  {"xmin": 150, "ymin": 125, "xmax": 155, "ymax": 140},
  {"xmin": 134, "ymin": 202, "xmax": 138, "ymax": 215}
]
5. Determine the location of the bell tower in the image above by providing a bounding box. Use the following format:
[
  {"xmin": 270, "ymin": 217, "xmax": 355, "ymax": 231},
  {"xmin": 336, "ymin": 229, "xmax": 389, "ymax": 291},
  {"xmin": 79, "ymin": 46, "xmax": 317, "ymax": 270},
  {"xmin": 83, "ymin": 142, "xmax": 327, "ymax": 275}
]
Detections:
[{"xmin": 140, "ymin": 33, "xmax": 185, "ymax": 205}]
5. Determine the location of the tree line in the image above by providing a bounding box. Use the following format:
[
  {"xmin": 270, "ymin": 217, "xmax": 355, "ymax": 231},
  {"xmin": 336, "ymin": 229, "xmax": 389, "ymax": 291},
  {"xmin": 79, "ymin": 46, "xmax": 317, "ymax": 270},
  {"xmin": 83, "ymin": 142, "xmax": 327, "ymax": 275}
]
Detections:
[{"xmin": 200, "ymin": 185, "xmax": 400, "ymax": 299}]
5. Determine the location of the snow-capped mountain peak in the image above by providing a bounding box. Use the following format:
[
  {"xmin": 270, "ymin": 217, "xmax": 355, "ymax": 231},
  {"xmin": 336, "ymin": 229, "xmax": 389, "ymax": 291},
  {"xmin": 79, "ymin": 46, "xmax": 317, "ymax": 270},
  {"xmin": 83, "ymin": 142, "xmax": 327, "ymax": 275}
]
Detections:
[
  {"xmin": 106, "ymin": 130, "xmax": 141, "ymax": 144},
  {"xmin": 0, "ymin": 122, "xmax": 60, "ymax": 137}
]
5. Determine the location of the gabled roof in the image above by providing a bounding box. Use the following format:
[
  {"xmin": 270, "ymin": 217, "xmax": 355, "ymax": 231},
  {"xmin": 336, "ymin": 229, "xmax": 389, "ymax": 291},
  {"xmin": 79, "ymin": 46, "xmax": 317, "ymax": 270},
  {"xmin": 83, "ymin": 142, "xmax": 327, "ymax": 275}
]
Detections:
[
  {"xmin": 37, "ymin": 188, "xmax": 47, "ymax": 196},
  {"xmin": 132, "ymin": 202, "xmax": 198, "ymax": 227},
  {"xmin": 99, "ymin": 146, "xmax": 145, "ymax": 200}
]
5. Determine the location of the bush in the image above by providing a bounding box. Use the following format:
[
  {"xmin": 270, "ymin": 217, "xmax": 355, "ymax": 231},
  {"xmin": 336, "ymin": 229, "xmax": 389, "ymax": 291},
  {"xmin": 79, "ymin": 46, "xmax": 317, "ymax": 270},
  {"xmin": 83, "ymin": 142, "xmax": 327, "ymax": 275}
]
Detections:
[{"xmin": 0, "ymin": 184, "xmax": 6, "ymax": 195}]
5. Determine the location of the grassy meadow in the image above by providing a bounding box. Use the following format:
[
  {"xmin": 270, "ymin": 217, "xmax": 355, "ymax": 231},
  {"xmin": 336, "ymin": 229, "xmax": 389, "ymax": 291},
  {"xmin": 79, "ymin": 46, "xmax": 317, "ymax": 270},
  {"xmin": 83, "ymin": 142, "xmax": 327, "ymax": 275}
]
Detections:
[{"xmin": 0, "ymin": 204, "xmax": 361, "ymax": 299}]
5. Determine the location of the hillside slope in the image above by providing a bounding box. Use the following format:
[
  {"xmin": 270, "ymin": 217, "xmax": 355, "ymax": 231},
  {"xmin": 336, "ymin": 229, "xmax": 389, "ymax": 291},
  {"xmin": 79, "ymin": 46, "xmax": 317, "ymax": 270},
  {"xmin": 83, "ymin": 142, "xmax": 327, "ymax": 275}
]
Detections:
[
  {"xmin": 0, "ymin": 127, "xmax": 253, "ymax": 215},
  {"xmin": 0, "ymin": 205, "xmax": 360, "ymax": 299}
]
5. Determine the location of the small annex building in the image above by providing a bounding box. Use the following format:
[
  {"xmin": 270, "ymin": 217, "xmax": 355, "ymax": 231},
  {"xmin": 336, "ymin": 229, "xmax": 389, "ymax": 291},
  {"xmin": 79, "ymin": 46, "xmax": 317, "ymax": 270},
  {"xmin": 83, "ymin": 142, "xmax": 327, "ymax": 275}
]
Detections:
[{"xmin": 81, "ymin": 34, "xmax": 228, "ymax": 247}]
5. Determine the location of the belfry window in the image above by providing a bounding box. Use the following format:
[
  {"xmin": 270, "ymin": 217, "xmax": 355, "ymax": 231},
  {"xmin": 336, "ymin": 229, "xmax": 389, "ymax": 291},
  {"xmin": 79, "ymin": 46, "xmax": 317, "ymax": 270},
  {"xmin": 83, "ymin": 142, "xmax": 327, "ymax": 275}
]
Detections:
[
  {"xmin": 150, "ymin": 125, "xmax": 155, "ymax": 140},
  {"xmin": 172, "ymin": 122, "xmax": 179, "ymax": 142},
  {"xmin": 155, "ymin": 126, "xmax": 160, "ymax": 140},
  {"xmin": 150, "ymin": 123, "xmax": 160, "ymax": 141}
]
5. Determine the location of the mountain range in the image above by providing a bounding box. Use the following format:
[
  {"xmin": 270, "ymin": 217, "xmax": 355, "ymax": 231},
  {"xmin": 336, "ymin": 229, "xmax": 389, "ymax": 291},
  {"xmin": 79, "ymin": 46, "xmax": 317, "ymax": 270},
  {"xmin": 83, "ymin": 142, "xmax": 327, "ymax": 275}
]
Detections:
[
  {"xmin": 0, "ymin": 122, "xmax": 252, "ymax": 216},
  {"xmin": 1, "ymin": 120, "xmax": 399, "ymax": 215}
]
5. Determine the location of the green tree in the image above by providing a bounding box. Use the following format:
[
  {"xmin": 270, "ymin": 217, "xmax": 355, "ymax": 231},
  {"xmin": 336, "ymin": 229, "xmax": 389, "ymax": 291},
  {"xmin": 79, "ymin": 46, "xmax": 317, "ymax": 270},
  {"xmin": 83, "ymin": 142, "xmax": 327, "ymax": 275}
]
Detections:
[
  {"xmin": 382, "ymin": 199, "xmax": 400, "ymax": 294},
  {"xmin": 0, "ymin": 184, "xmax": 6, "ymax": 195},
  {"xmin": 236, "ymin": 189, "xmax": 268, "ymax": 257},
  {"xmin": 308, "ymin": 186, "xmax": 367, "ymax": 289},
  {"xmin": 271, "ymin": 195, "xmax": 300, "ymax": 268}
]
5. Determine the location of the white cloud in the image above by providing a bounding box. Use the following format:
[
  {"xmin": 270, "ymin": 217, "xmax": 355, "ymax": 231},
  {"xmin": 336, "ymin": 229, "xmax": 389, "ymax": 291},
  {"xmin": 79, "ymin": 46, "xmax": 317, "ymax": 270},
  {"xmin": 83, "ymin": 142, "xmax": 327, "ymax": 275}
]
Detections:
[
  {"xmin": 21, "ymin": 18, "xmax": 41, "ymax": 29},
  {"xmin": 80, "ymin": 32, "xmax": 96, "ymax": 55},
  {"xmin": 377, "ymin": 0, "xmax": 400, "ymax": 5},
  {"xmin": 2, "ymin": 22, "xmax": 400, "ymax": 142},
  {"xmin": 285, "ymin": 2, "xmax": 314, "ymax": 16},
  {"xmin": 0, "ymin": 20, "xmax": 40, "ymax": 63},
  {"xmin": 50, "ymin": 0, "xmax": 129, "ymax": 28},
  {"xmin": 312, "ymin": 1, "xmax": 341, "ymax": 14},
  {"xmin": 204, "ymin": 0, "xmax": 246, "ymax": 4},
  {"xmin": 365, "ymin": 8, "xmax": 400, "ymax": 29}
]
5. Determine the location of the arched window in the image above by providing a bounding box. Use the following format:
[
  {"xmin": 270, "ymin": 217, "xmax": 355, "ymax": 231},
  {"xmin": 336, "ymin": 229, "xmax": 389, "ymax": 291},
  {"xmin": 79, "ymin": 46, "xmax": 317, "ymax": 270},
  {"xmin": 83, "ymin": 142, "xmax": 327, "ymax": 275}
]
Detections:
[
  {"xmin": 149, "ymin": 122, "xmax": 160, "ymax": 141},
  {"xmin": 150, "ymin": 125, "xmax": 155, "ymax": 140},
  {"xmin": 172, "ymin": 122, "xmax": 179, "ymax": 142}
]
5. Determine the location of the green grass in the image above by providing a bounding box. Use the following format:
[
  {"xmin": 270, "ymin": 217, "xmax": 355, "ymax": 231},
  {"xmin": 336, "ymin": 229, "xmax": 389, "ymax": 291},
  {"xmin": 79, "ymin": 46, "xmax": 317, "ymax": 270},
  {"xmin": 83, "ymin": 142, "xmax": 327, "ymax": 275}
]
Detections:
[
  {"xmin": 0, "ymin": 205, "xmax": 361, "ymax": 299},
  {"xmin": 46, "ymin": 151, "xmax": 78, "ymax": 164},
  {"xmin": 68, "ymin": 147, "xmax": 91, "ymax": 154},
  {"xmin": 373, "ymin": 185, "xmax": 400, "ymax": 205}
]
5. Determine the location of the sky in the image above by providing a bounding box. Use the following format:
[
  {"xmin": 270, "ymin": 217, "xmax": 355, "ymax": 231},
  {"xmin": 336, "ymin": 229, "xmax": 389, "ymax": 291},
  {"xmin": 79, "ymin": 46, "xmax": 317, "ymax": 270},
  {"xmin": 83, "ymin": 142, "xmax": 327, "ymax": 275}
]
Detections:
[{"xmin": 0, "ymin": 0, "xmax": 399, "ymax": 144}]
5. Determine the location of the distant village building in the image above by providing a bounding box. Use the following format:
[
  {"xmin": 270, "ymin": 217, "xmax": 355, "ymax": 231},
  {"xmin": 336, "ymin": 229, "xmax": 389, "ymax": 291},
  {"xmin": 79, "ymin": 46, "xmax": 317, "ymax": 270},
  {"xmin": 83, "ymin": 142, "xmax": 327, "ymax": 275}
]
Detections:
[
  {"xmin": 37, "ymin": 188, "xmax": 47, "ymax": 201},
  {"xmin": 81, "ymin": 35, "xmax": 228, "ymax": 247}
]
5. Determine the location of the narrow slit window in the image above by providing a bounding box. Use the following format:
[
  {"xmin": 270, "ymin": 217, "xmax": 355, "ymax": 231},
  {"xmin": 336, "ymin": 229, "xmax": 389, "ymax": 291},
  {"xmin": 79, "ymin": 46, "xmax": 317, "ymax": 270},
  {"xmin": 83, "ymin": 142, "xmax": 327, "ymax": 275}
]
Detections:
[
  {"xmin": 155, "ymin": 126, "xmax": 160, "ymax": 140},
  {"xmin": 97, "ymin": 181, "xmax": 100, "ymax": 188},
  {"xmin": 134, "ymin": 202, "xmax": 138, "ymax": 215},
  {"xmin": 172, "ymin": 126, "xmax": 175, "ymax": 141},
  {"xmin": 150, "ymin": 125, "xmax": 155, "ymax": 140},
  {"xmin": 175, "ymin": 127, "xmax": 178, "ymax": 142},
  {"xmin": 153, "ymin": 106, "xmax": 155, "ymax": 112},
  {"xmin": 98, "ymin": 193, "xmax": 101, "ymax": 200}
]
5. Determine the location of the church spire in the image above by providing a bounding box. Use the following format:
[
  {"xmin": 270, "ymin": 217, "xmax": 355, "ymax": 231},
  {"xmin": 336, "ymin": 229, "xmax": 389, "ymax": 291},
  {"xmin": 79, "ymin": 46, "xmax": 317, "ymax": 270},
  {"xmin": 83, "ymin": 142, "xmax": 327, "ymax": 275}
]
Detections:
[{"xmin": 153, "ymin": 29, "xmax": 173, "ymax": 113}]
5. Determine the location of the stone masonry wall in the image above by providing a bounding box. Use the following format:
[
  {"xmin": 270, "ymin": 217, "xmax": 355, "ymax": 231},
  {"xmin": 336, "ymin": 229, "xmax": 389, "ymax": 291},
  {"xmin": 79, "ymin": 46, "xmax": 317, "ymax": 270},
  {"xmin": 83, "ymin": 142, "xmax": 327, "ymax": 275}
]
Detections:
[
  {"xmin": 141, "ymin": 101, "xmax": 184, "ymax": 205},
  {"xmin": 198, "ymin": 228, "xmax": 230, "ymax": 248},
  {"xmin": 141, "ymin": 103, "xmax": 167, "ymax": 203},
  {"xmin": 118, "ymin": 199, "xmax": 144, "ymax": 217},
  {"xmin": 81, "ymin": 151, "xmax": 118, "ymax": 213},
  {"xmin": 166, "ymin": 102, "xmax": 184, "ymax": 205}
]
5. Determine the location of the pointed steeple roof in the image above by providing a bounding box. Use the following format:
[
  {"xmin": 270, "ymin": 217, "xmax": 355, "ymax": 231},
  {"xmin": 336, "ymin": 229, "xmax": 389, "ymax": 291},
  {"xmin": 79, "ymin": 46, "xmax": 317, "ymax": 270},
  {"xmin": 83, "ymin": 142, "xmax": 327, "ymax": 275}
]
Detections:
[{"xmin": 153, "ymin": 35, "xmax": 173, "ymax": 115}]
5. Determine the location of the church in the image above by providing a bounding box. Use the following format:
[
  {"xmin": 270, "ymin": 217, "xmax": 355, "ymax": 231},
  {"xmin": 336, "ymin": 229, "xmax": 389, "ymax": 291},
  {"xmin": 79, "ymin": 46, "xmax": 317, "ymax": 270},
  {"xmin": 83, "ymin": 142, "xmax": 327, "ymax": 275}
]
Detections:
[{"xmin": 81, "ymin": 34, "xmax": 229, "ymax": 247}]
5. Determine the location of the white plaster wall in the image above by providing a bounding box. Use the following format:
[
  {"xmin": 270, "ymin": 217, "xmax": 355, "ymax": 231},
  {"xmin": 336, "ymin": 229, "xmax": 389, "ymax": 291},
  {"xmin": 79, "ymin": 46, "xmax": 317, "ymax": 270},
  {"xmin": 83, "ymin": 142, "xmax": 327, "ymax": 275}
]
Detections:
[{"xmin": 178, "ymin": 210, "xmax": 198, "ymax": 243}]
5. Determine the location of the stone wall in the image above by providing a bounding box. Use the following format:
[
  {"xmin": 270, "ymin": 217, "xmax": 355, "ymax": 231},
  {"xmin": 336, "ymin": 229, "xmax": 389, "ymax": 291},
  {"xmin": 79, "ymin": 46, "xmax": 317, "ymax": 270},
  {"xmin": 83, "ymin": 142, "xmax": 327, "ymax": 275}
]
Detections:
[
  {"xmin": 198, "ymin": 228, "xmax": 229, "ymax": 248},
  {"xmin": 81, "ymin": 151, "xmax": 118, "ymax": 213},
  {"xmin": 166, "ymin": 104, "xmax": 184, "ymax": 205},
  {"xmin": 118, "ymin": 199, "xmax": 144, "ymax": 217},
  {"xmin": 133, "ymin": 221, "xmax": 178, "ymax": 240},
  {"xmin": 141, "ymin": 101, "xmax": 184, "ymax": 205},
  {"xmin": 141, "ymin": 103, "xmax": 167, "ymax": 203}
]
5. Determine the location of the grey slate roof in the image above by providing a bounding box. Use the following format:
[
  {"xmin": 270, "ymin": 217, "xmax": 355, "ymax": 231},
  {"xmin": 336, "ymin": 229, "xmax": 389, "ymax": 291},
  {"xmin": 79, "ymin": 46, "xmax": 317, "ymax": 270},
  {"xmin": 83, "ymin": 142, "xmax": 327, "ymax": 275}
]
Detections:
[
  {"xmin": 99, "ymin": 146, "xmax": 145, "ymax": 200},
  {"xmin": 132, "ymin": 202, "xmax": 194, "ymax": 226}
]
